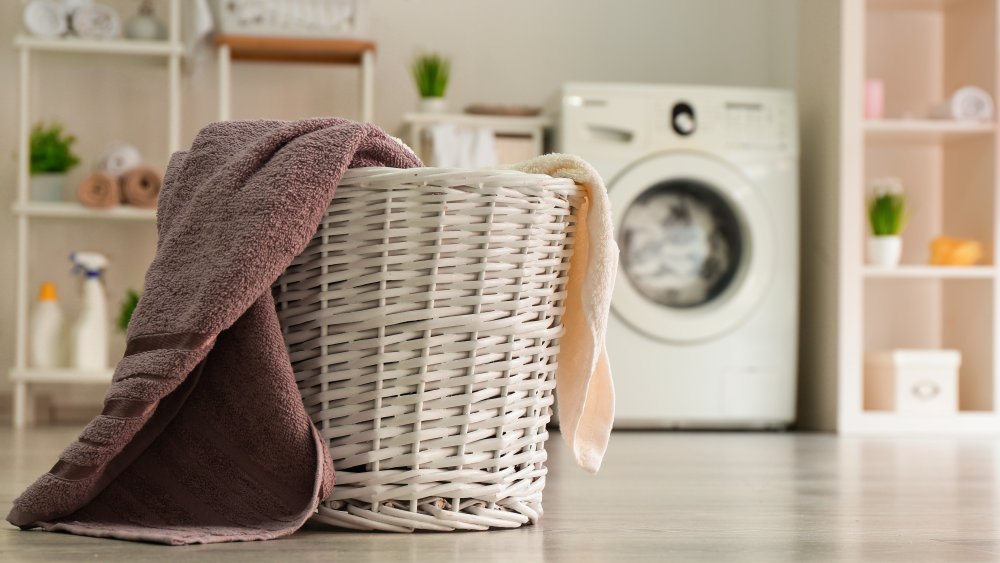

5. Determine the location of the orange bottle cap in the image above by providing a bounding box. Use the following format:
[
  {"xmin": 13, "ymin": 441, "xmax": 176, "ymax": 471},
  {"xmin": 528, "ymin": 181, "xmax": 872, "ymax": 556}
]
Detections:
[{"xmin": 38, "ymin": 282, "xmax": 58, "ymax": 302}]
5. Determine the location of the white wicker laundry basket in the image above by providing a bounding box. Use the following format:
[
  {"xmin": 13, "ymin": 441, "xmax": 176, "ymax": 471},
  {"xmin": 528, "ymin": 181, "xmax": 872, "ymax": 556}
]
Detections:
[{"xmin": 274, "ymin": 167, "xmax": 583, "ymax": 532}]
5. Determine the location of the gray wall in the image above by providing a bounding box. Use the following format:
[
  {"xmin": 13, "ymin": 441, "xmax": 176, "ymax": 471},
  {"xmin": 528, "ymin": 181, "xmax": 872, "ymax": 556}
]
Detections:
[{"xmin": 796, "ymin": 0, "xmax": 841, "ymax": 431}]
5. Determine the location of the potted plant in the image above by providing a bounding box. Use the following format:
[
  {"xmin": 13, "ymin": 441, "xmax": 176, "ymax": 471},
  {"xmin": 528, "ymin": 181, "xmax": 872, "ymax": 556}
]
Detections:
[
  {"xmin": 117, "ymin": 289, "xmax": 140, "ymax": 333},
  {"xmin": 867, "ymin": 178, "xmax": 908, "ymax": 267},
  {"xmin": 30, "ymin": 122, "xmax": 80, "ymax": 202},
  {"xmin": 411, "ymin": 52, "xmax": 450, "ymax": 113}
]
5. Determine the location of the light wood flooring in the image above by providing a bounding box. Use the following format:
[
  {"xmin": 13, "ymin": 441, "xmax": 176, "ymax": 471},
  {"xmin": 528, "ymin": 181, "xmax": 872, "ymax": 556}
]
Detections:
[{"xmin": 2, "ymin": 427, "xmax": 1000, "ymax": 562}]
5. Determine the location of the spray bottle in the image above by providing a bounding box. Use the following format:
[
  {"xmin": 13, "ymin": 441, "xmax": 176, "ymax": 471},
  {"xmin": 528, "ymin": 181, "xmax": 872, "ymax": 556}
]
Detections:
[{"xmin": 70, "ymin": 252, "xmax": 109, "ymax": 372}]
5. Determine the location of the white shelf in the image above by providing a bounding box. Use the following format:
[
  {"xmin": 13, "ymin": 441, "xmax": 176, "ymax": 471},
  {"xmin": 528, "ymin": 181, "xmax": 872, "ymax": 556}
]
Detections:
[
  {"xmin": 9, "ymin": 368, "xmax": 113, "ymax": 385},
  {"xmin": 863, "ymin": 265, "xmax": 995, "ymax": 279},
  {"xmin": 841, "ymin": 411, "xmax": 1000, "ymax": 434},
  {"xmin": 12, "ymin": 201, "xmax": 156, "ymax": 221},
  {"xmin": 14, "ymin": 35, "xmax": 184, "ymax": 57},
  {"xmin": 864, "ymin": 119, "xmax": 995, "ymax": 141},
  {"xmin": 402, "ymin": 113, "xmax": 552, "ymax": 136}
]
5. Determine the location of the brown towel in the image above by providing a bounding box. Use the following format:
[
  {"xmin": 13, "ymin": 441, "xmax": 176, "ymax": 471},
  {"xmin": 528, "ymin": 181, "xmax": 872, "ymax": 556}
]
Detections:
[
  {"xmin": 120, "ymin": 165, "xmax": 161, "ymax": 208},
  {"xmin": 77, "ymin": 172, "xmax": 120, "ymax": 209},
  {"xmin": 7, "ymin": 118, "xmax": 422, "ymax": 545}
]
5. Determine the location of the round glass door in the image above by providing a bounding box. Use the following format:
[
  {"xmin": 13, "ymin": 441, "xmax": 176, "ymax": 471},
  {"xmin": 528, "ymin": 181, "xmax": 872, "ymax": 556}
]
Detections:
[
  {"xmin": 619, "ymin": 178, "xmax": 744, "ymax": 310},
  {"xmin": 609, "ymin": 152, "xmax": 775, "ymax": 343}
]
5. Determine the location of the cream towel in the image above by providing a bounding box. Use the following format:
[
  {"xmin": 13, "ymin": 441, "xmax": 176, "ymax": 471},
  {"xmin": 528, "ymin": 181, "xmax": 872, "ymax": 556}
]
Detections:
[{"xmin": 510, "ymin": 154, "xmax": 617, "ymax": 474}]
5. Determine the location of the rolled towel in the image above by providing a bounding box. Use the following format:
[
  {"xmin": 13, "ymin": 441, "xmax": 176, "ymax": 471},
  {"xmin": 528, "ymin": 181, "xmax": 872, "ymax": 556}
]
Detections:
[
  {"xmin": 77, "ymin": 172, "xmax": 120, "ymax": 209},
  {"xmin": 930, "ymin": 86, "xmax": 995, "ymax": 121},
  {"xmin": 97, "ymin": 142, "xmax": 142, "ymax": 176},
  {"xmin": 22, "ymin": 1, "xmax": 69, "ymax": 38},
  {"xmin": 70, "ymin": 3, "xmax": 121, "ymax": 39},
  {"xmin": 121, "ymin": 165, "xmax": 161, "ymax": 208}
]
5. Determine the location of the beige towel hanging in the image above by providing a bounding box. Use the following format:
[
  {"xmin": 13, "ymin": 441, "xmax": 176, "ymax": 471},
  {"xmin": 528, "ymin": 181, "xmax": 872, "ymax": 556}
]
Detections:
[{"xmin": 510, "ymin": 154, "xmax": 618, "ymax": 474}]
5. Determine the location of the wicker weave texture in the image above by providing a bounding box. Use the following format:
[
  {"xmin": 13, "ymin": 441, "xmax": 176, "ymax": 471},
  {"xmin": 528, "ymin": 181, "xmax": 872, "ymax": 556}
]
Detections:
[{"xmin": 274, "ymin": 167, "xmax": 582, "ymax": 532}]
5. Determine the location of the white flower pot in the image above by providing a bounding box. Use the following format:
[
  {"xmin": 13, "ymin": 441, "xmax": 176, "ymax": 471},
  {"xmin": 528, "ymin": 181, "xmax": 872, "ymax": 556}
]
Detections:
[
  {"xmin": 419, "ymin": 97, "xmax": 447, "ymax": 114},
  {"xmin": 868, "ymin": 235, "xmax": 903, "ymax": 267},
  {"xmin": 30, "ymin": 173, "xmax": 67, "ymax": 202}
]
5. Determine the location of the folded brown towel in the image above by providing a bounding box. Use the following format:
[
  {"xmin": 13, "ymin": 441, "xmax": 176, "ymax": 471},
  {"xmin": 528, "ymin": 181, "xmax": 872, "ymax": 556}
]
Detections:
[
  {"xmin": 7, "ymin": 118, "xmax": 422, "ymax": 545},
  {"xmin": 77, "ymin": 172, "xmax": 120, "ymax": 209},
  {"xmin": 120, "ymin": 165, "xmax": 161, "ymax": 208}
]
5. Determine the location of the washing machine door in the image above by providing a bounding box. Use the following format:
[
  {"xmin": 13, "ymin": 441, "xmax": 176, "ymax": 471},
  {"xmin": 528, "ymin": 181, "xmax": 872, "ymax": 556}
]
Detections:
[{"xmin": 611, "ymin": 151, "xmax": 775, "ymax": 343}]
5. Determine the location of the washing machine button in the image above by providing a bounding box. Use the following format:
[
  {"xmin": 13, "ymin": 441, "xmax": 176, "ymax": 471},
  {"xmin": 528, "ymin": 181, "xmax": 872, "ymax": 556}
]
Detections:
[{"xmin": 672, "ymin": 102, "xmax": 696, "ymax": 136}]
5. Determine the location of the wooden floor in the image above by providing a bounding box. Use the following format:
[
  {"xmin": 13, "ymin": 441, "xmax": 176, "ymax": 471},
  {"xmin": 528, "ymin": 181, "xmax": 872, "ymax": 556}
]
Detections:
[{"xmin": 2, "ymin": 427, "xmax": 1000, "ymax": 562}]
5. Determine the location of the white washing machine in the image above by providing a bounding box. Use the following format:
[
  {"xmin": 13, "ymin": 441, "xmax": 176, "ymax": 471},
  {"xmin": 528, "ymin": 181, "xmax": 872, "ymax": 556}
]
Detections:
[{"xmin": 561, "ymin": 83, "xmax": 798, "ymax": 428}]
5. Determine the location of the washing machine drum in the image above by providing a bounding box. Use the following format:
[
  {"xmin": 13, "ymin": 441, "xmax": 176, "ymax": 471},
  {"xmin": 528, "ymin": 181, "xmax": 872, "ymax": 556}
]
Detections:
[{"xmin": 611, "ymin": 152, "xmax": 776, "ymax": 343}]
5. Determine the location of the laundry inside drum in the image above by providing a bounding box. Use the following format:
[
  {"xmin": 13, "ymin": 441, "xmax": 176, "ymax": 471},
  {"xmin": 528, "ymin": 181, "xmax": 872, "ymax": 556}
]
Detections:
[{"xmin": 619, "ymin": 178, "xmax": 744, "ymax": 309}]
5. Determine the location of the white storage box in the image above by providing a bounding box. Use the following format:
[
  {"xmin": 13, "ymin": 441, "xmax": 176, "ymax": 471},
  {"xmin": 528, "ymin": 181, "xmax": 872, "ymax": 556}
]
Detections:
[{"xmin": 865, "ymin": 349, "xmax": 961, "ymax": 414}]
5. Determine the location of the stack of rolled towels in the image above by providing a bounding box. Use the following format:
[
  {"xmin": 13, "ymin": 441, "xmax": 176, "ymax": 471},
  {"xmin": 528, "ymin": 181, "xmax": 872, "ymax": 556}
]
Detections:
[{"xmin": 77, "ymin": 143, "xmax": 162, "ymax": 210}]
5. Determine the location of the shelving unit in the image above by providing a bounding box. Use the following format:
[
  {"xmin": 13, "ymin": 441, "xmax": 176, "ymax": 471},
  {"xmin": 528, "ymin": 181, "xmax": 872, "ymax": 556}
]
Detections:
[
  {"xmin": 9, "ymin": 0, "xmax": 182, "ymax": 428},
  {"xmin": 838, "ymin": 0, "xmax": 1000, "ymax": 434}
]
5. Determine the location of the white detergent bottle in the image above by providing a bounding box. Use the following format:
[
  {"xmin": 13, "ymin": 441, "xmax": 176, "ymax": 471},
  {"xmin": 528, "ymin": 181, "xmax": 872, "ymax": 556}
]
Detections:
[
  {"xmin": 70, "ymin": 252, "xmax": 110, "ymax": 372},
  {"xmin": 30, "ymin": 281, "xmax": 64, "ymax": 369}
]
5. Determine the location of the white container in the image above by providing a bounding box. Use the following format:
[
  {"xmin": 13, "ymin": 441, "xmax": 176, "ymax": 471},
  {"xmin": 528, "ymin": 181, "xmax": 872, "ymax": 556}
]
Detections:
[
  {"xmin": 70, "ymin": 252, "xmax": 109, "ymax": 372},
  {"xmin": 865, "ymin": 349, "xmax": 961, "ymax": 415},
  {"xmin": 419, "ymin": 97, "xmax": 447, "ymax": 114},
  {"xmin": 30, "ymin": 282, "xmax": 64, "ymax": 369},
  {"xmin": 864, "ymin": 79, "xmax": 884, "ymax": 119},
  {"xmin": 30, "ymin": 173, "xmax": 67, "ymax": 202},
  {"xmin": 867, "ymin": 235, "xmax": 902, "ymax": 267}
]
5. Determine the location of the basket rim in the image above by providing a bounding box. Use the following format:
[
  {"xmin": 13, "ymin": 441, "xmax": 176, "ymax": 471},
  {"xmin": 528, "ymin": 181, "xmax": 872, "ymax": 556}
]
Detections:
[{"xmin": 341, "ymin": 167, "xmax": 583, "ymax": 196}]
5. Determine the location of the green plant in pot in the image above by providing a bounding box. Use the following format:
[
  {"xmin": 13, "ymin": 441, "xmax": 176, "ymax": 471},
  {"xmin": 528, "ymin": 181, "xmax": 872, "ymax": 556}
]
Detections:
[
  {"xmin": 29, "ymin": 122, "xmax": 80, "ymax": 202},
  {"xmin": 867, "ymin": 177, "xmax": 908, "ymax": 267},
  {"xmin": 411, "ymin": 52, "xmax": 450, "ymax": 113}
]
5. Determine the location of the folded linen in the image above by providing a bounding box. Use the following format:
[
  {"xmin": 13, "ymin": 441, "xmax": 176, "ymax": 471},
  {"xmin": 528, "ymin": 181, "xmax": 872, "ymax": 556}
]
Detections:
[
  {"xmin": 429, "ymin": 123, "xmax": 498, "ymax": 168},
  {"xmin": 70, "ymin": 3, "xmax": 121, "ymax": 39},
  {"xmin": 510, "ymin": 154, "xmax": 618, "ymax": 474},
  {"xmin": 120, "ymin": 165, "xmax": 161, "ymax": 208},
  {"xmin": 77, "ymin": 171, "xmax": 120, "ymax": 209},
  {"xmin": 8, "ymin": 118, "xmax": 422, "ymax": 545},
  {"xmin": 97, "ymin": 142, "xmax": 143, "ymax": 177}
]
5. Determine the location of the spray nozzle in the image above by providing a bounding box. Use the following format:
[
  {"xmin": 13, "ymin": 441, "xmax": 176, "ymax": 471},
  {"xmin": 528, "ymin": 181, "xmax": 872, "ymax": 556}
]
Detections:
[{"xmin": 70, "ymin": 252, "xmax": 108, "ymax": 278}]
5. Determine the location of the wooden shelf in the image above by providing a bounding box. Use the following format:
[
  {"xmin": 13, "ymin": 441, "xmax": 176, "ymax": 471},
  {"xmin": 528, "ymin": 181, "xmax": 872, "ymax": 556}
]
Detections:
[
  {"xmin": 14, "ymin": 35, "xmax": 183, "ymax": 57},
  {"xmin": 10, "ymin": 368, "xmax": 113, "ymax": 385},
  {"xmin": 214, "ymin": 34, "xmax": 375, "ymax": 64},
  {"xmin": 403, "ymin": 112, "xmax": 552, "ymax": 132},
  {"xmin": 863, "ymin": 265, "xmax": 995, "ymax": 279},
  {"xmin": 867, "ymin": 0, "xmax": 971, "ymax": 12},
  {"xmin": 864, "ymin": 119, "xmax": 995, "ymax": 141},
  {"xmin": 12, "ymin": 202, "xmax": 156, "ymax": 221}
]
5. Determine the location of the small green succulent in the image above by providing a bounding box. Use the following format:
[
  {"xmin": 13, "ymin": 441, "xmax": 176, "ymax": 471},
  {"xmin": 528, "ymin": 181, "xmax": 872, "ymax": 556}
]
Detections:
[
  {"xmin": 868, "ymin": 179, "xmax": 908, "ymax": 236},
  {"xmin": 411, "ymin": 53, "xmax": 450, "ymax": 98},
  {"xmin": 30, "ymin": 122, "xmax": 80, "ymax": 175}
]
